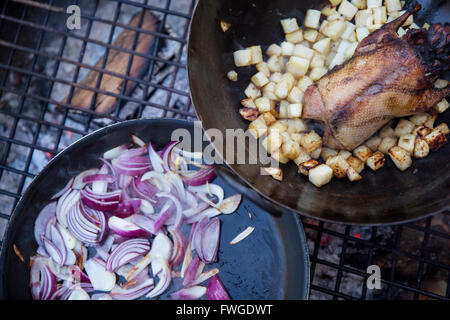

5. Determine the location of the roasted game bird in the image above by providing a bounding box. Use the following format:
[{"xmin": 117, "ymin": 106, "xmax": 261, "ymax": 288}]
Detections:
[{"xmin": 302, "ymin": 2, "xmax": 450, "ymax": 150}]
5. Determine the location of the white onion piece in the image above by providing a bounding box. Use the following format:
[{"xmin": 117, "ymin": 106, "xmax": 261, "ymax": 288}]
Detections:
[
  {"xmin": 181, "ymin": 242, "xmax": 192, "ymax": 278},
  {"xmin": 150, "ymin": 232, "xmax": 173, "ymax": 276},
  {"xmin": 189, "ymin": 268, "xmax": 219, "ymax": 287},
  {"xmin": 68, "ymin": 288, "xmax": 90, "ymax": 300},
  {"xmin": 72, "ymin": 169, "xmax": 98, "ymax": 190},
  {"xmin": 103, "ymin": 144, "xmax": 128, "ymax": 160},
  {"xmin": 140, "ymin": 199, "xmax": 154, "ymax": 214},
  {"xmin": 34, "ymin": 202, "xmax": 57, "ymax": 247},
  {"xmin": 91, "ymin": 165, "xmax": 109, "ymax": 193},
  {"xmin": 219, "ymin": 194, "xmax": 242, "ymax": 214},
  {"xmin": 56, "ymin": 189, "xmax": 80, "ymax": 228},
  {"xmin": 56, "ymin": 223, "xmax": 78, "ymax": 250},
  {"xmin": 171, "ymin": 286, "xmax": 207, "ymax": 300},
  {"xmin": 229, "ymin": 226, "xmax": 255, "ymax": 245},
  {"xmin": 84, "ymin": 258, "xmax": 116, "ymax": 292}
]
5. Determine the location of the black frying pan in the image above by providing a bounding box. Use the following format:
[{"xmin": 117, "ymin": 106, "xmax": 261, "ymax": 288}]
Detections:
[
  {"xmin": 187, "ymin": 0, "xmax": 450, "ymax": 225},
  {"xmin": 0, "ymin": 119, "xmax": 310, "ymax": 300}
]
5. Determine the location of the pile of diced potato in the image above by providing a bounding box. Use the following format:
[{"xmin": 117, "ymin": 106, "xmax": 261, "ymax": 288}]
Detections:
[{"xmin": 226, "ymin": 0, "xmax": 449, "ymax": 188}]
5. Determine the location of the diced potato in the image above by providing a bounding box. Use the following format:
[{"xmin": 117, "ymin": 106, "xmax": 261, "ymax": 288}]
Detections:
[
  {"xmin": 422, "ymin": 23, "xmax": 430, "ymax": 30},
  {"xmin": 328, "ymin": 12, "xmax": 344, "ymax": 21},
  {"xmin": 346, "ymin": 155, "xmax": 365, "ymax": 173},
  {"xmin": 322, "ymin": 19, "xmax": 347, "ymax": 40},
  {"xmin": 423, "ymin": 114, "xmax": 437, "ymax": 129},
  {"xmin": 220, "ymin": 21, "xmax": 231, "ymax": 32},
  {"xmin": 263, "ymin": 167, "xmax": 283, "ymax": 181},
  {"xmin": 328, "ymin": 52, "xmax": 346, "ymax": 70},
  {"xmin": 312, "ymin": 38, "xmax": 332, "ymax": 55},
  {"xmin": 353, "ymin": 145, "xmax": 373, "ymax": 162},
  {"xmin": 261, "ymin": 111, "xmax": 277, "ymax": 127},
  {"xmin": 310, "ymin": 54, "xmax": 326, "ymax": 68},
  {"xmin": 233, "ymin": 49, "xmax": 252, "ymax": 67},
  {"xmin": 281, "ymin": 139, "xmax": 302, "ymax": 160},
  {"xmin": 347, "ymin": 166, "xmax": 362, "ymax": 181},
  {"xmin": 244, "ymin": 83, "xmax": 261, "ymax": 100},
  {"xmin": 274, "ymin": 73, "xmax": 295, "ymax": 99},
  {"xmin": 351, "ymin": 0, "xmax": 366, "ymax": 10},
  {"xmin": 434, "ymin": 98, "xmax": 449, "ymax": 114},
  {"xmin": 256, "ymin": 62, "xmax": 271, "ymax": 78},
  {"xmin": 329, "ymin": 0, "xmax": 343, "ymax": 6},
  {"xmin": 322, "ymin": 4, "xmax": 338, "ymax": 16},
  {"xmin": 385, "ymin": 0, "xmax": 402, "ymax": 12},
  {"xmin": 310, "ymin": 147, "xmax": 322, "ymax": 159},
  {"xmin": 397, "ymin": 134, "xmax": 415, "ymax": 153},
  {"xmin": 365, "ymin": 135, "xmax": 382, "ymax": 151},
  {"xmin": 326, "ymin": 155, "xmax": 350, "ymax": 178},
  {"xmin": 251, "ymin": 72, "xmax": 269, "ymax": 88},
  {"xmin": 308, "ymin": 164, "xmax": 334, "ymax": 187},
  {"xmin": 344, "ymin": 42, "xmax": 358, "ymax": 59},
  {"xmin": 293, "ymin": 44, "xmax": 315, "ymax": 60},
  {"xmin": 373, "ymin": 6, "xmax": 387, "ymax": 24},
  {"xmin": 409, "ymin": 113, "xmax": 431, "ymax": 126},
  {"xmin": 388, "ymin": 146, "xmax": 412, "ymax": 171},
  {"xmin": 355, "ymin": 9, "xmax": 373, "ymax": 27},
  {"xmin": 268, "ymin": 120, "xmax": 288, "ymax": 135},
  {"xmin": 301, "ymin": 130, "xmax": 322, "ymax": 153},
  {"xmin": 412, "ymin": 125, "xmax": 431, "ymax": 138},
  {"xmin": 239, "ymin": 107, "xmax": 259, "ymax": 121},
  {"xmin": 280, "ymin": 41, "xmax": 295, "ymax": 56},
  {"xmin": 366, "ymin": 151, "xmax": 386, "ymax": 171},
  {"xmin": 424, "ymin": 130, "xmax": 447, "ymax": 151},
  {"xmin": 277, "ymin": 100, "xmax": 290, "ymax": 118},
  {"xmin": 262, "ymin": 82, "xmax": 278, "ymax": 101},
  {"xmin": 409, "ymin": 22, "xmax": 420, "ymax": 29},
  {"xmin": 270, "ymin": 72, "xmax": 283, "ymax": 83},
  {"xmin": 267, "ymin": 55, "xmax": 282, "ymax": 73},
  {"xmin": 280, "ymin": 18, "xmax": 300, "ymax": 34},
  {"xmin": 262, "ymin": 130, "xmax": 283, "ymax": 154},
  {"xmin": 434, "ymin": 79, "xmax": 449, "ymax": 89},
  {"xmin": 348, "ymin": 30, "xmax": 358, "ymax": 42},
  {"xmin": 278, "ymin": 54, "xmax": 287, "ymax": 71},
  {"xmin": 271, "ymin": 149, "xmax": 290, "ymax": 164},
  {"xmin": 227, "ymin": 70, "xmax": 238, "ymax": 81},
  {"xmin": 304, "ymin": 29, "xmax": 319, "ymax": 42},
  {"xmin": 286, "ymin": 29, "xmax": 304, "ymax": 44},
  {"xmin": 368, "ymin": 22, "xmax": 383, "ymax": 32},
  {"xmin": 394, "ymin": 119, "xmax": 415, "ymax": 137},
  {"xmin": 341, "ymin": 21, "xmax": 356, "ymax": 40},
  {"xmin": 379, "ymin": 124, "xmax": 395, "ymax": 138},
  {"xmin": 287, "ymin": 119, "xmax": 308, "ymax": 133},
  {"xmin": 397, "ymin": 27, "xmax": 407, "ymax": 37},
  {"xmin": 378, "ymin": 136, "xmax": 398, "ymax": 154},
  {"xmin": 296, "ymin": 75, "xmax": 314, "ymax": 92},
  {"xmin": 338, "ymin": 0, "xmax": 359, "ymax": 20},
  {"xmin": 299, "ymin": 40, "xmax": 312, "ymax": 48},
  {"xmin": 399, "ymin": 10, "xmax": 413, "ymax": 26},
  {"xmin": 241, "ymin": 98, "xmax": 257, "ymax": 109},
  {"xmin": 319, "ymin": 20, "xmax": 329, "ymax": 34},
  {"xmin": 254, "ymin": 97, "xmax": 273, "ymax": 113},
  {"xmin": 320, "ymin": 147, "xmax": 339, "ymax": 161},
  {"xmin": 338, "ymin": 150, "xmax": 352, "ymax": 160},
  {"xmin": 249, "ymin": 46, "xmax": 263, "ymax": 64},
  {"xmin": 356, "ymin": 27, "xmax": 370, "ymax": 41},
  {"xmin": 330, "ymin": 39, "xmax": 342, "ymax": 53},
  {"xmin": 298, "ymin": 159, "xmax": 320, "ymax": 176},
  {"xmin": 309, "ymin": 67, "xmax": 328, "ymax": 81},
  {"xmin": 413, "ymin": 136, "xmax": 430, "ymax": 158},
  {"xmin": 304, "ymin": 9, "xmax": 321, "ymax": 29},
  {"xmin": 248, "ymin": 115, "xmax": 267, "ymax": 138},
  {"xmin": 266, "ymin": 44, "xmax": 282, "ymax": 56},
  {"xmin": 434, "ymin": 123, "xmax": 449, "ymax": 135},
  {"xmin": 293, "ymin": 148, "xmax": 312, "ymax": 166},
  {"xmin": 286, "ymin": 56, "xmax": 310, "ymax": 78},
  {"xmin": 367, "ymin": 0, "xmax": 382, "ymax": 8},
  {"xmin": 287, "ymin": 103, "xmax": 303, "ymax": 118},
  {"xmin": 287, "ymin": 87, "xmax": 304, "ymax": 104}
]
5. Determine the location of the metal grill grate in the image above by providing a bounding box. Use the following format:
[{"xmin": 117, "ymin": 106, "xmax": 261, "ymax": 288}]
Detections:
[{"xmin": 0, "ymin": 0, "xmax": 449, "ymax": 300}]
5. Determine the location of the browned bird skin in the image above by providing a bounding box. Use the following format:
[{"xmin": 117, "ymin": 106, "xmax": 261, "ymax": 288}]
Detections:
[{"xmin": 302, "ymin": 3, "xmax": 450, "ymax": 150}]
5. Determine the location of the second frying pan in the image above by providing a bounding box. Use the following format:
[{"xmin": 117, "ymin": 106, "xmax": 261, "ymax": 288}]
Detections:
[{"xmin": 187, "ymin": 0, "xmax": 450, "ymax": 225}]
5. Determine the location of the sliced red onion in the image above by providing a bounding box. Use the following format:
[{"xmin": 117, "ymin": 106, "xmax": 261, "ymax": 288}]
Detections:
[
  {"xmin": 219, "ymin": 194, "xmax": 242, "ymax": 214},
  {"xmin": 80, "ymin": 187, "xmax": 121, "ymax": 212},
  {"xmin": 192, "ymin": 217, "xmax": 209, "ymax": 262},
  {"xmin": 156, "ymin": 192, "xmax": 183, "ymax": 230},
  {"xmin": 42, "ymin": 236, "xmax": 65, "ymax": 266},
  {"xmin": 113, "ymin": 199, "xmax": 141, "ymax": 218},
  {"xmin": 50, "ymin": 224, "xmax": 68, "ymax": 266},
  {"xmin": 84, "ymin": 258, "xmax": 116, "ymax": 292},
  {"xmin": 108, "ymin": 216, "xmax": 150, "ymax": 238},
  {"xmin": 66, "ymin": 202, "xmax": 105, "ymax": 245},
  {"xmin": 82, "ymin": 173, "xmax": 115, "ymax": 185},
  {"xmin": 30, "ymin": 257, "xmax": 57, "ymax": 300},
  {"xmin": 207, "ymin": 275, "xmax": 231, "ymax": 300},
  {"xmin": 153, "ymin": 202, "xmax": 175, "ymax": 233},
  {"xmin": 150, "ymin": 232, "xmax": 173, "ymax": 276},
  {"xmin": 165, "ymin": 172, "xmax": 186, "ymax": 199},
  {"xmin": 160, "ymin": 141, "xmax": 179, "ymax": 172},
  {"xmin": 148, "ymin": 141, "xmax": 165, "ymax": 173},
  {"xmin": 189, "ymin": 268, "xmax": 219, "ymax": 286},
  {"xmin": 91, "ymin": 293, "xmax": 113, "ymax": 300},
  {"xmin": 168, "ymin": 226, "xmax": 187, "ymax": 267},
  {"xmin": 188, "ymin": 184, "xmax": 224, "ymax": 208},
  {"xmin": 145, "ymin": 256, "xmax": 172, "ymax": 298},
  {"xmin": 171, "ymin": 286, "xmax": 207, "ymax": 300},
  {"xmin": 110, "ymin": 278, "xmax": 154, "ymax": 300},
  {"xmin": 185, "ymin": 207, "xmax": 221, "ymax": 224},
  {"xmin": 34, "ymin": 202, "xmax": 56, "ymax": 247},
  {"xmin": 56, "ymin": 223, "xmax": 78, "ymax": 250},
  {"xmin": 132, "ymin": 176, "xmax": 158, "ymax": 202},
  {"xmin": 118, "ymin": 174, "xmax": 133, "ymax": 189},
  {"xmin": 72, "ymin": 168, "xmax": 99, "ymax": 190},
  {"xmin": 50, "ymin": 178, "xmax": 74, "ymax": 200},
  {"xmin": 129, "ymin": 214, "xmax": 156, "ymax": 235},
  {"xmin": 56, "ymin": 189, "xmax": 80, "ymax": 228},
  {"xmin": 105, "ymin": 238, "xmax": 150, "ymax": 272},
  {"xmin": 181, "ymin": 242, "xmax": 193, "ymax": 279},
  {"xmin": 131, "ymin": 134, "xmax": 146, "ymax": 147},
  {"xmin": 141, "ymin": 171, "xmax": 171, "ymax": 192},
  {"xmin": 68, "ymin": 265, "xmax": 90, "ymax": 283},
  {"xmin": 103, "ymin": 144, "xmax": 130, "ymax": 160},
  {"xmin": 112, "ymin": 155, "xmax": 151, "ymax": 176},
  {"xmin": 201, "ymin": 217, "xmax": 221, "ymax": 264},
  {"xmin": 183, "ymin": 255, "xmax": 202, "ymax": 287},
  {"xmin": 67, "ymin": 288, "xmax": 90, "ymax": 300},
  {"xmin": 181, "ymin": 165, "xmax": 216, "ymax": 186}
]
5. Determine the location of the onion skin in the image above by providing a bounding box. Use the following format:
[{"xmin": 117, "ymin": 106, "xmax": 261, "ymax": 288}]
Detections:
[{"xmin": 207, "ymin": 275, "xmax": 231, "ymax": 300}]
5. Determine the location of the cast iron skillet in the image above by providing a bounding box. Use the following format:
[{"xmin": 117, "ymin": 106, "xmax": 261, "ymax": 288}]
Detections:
[
  {"xmin": 187, "ymin": 0, "xmax": 450, "ymax": 225},
  {"xmin": 0, "ymin": 119, "xmax": 309, "ymax": 300}
]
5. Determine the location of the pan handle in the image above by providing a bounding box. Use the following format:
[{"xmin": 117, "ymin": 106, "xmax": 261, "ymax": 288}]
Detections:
[{"xmin": 215, "ymin": 165, "xmax": 283, "ymax": 216}]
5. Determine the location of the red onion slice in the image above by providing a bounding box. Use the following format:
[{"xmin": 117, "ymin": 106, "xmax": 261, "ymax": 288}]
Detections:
[
  {"xmin": 171, "ymin": 286, "xmax": 207, "ymax": 300},
  {"xmin": 56, "ymin": 189, "xmax": 80, "ymax": 228},
  {"xmin": 148, "ymin": 141, "xmax": 165, "ymax": 173},
  {"xmin": 182, "ymin": 255, "xmax": 202, "ymax": 287},
  {"xmin": 30, "ymin": 257, "xmax": 57, "ymax": 300},
  {"xmin": 168, "ymin": 226, "xmax": 187, "ymax": 267},
  {"xmin": 207, "ymin": 275, "xmax": 231, "ymax": 300},
  {"xmin": 189, "ymin": 268, "xmax": 219, "ymax": 287},
  {"xmin": 129, "ymin": 214, "xmax": 156, "ymax": 235},
  {"xmin": 145, "ymin": 256, "xmax": 172, "ymax": 298},
  {"xmin": 82, "ymin": 173, "xmax": 115, "ymax": 185},
  {"xmin": 42, "ymin": 236, "xmax": 65, "ymax": 266},
  {"xmin": 80, "ymin": 187, "xmax": 121, "ymax": 212},
  {"xmin": 113, "ymin": 199, "xmax": 142, "ymax": 218},
  {"xmin": 105, "ymin": 238, "xmax": 150, "ymax": 272},
  {"xmin": 103, "ymin": 144, "xmax": 130, "ymax": 160},
  {"xmin": 156, "ymin": 192, "xmax": 183, "ymax": 230},
  {"xmin": 108, "ymin": 216, "xmax": 150, "ymax": 238},
  {"xmin": 34, "ymin": 202, "xmax": 56, "ymax": 247},
  {"xmin": 84, "ymin": 258, "xmax": 116, "ymax": 292},
  {"xmin": 73, "ymin": 169, "xmax": 99, "ymax": 190},
  {"xmin": 201, "ymin": 217, "xmax": 221, "ymax": 264},
  {"xmin": 181, "ymin": 165, "xmax": 216, "ymax": 186}
]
